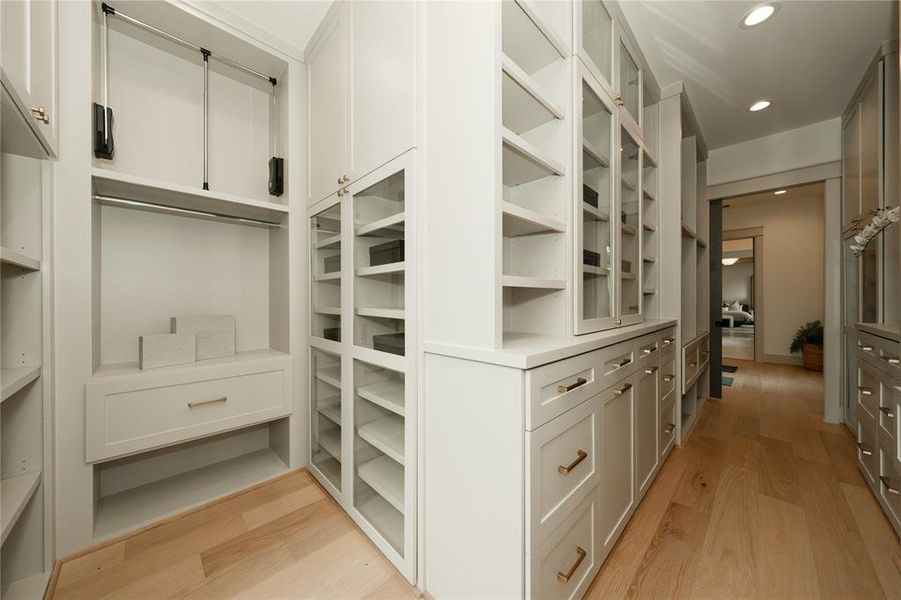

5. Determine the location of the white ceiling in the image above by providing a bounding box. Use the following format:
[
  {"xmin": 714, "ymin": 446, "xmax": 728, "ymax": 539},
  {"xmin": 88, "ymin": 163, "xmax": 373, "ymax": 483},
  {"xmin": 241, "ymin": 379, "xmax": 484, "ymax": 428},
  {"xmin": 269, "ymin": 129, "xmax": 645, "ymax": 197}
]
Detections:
[
  {"xmin": 216, "ymin": 0, "xmax": 332, "ymax": 58},
  {"xmin": 621, "ymin": 1, "xmax": 897, "ymax": 149}
]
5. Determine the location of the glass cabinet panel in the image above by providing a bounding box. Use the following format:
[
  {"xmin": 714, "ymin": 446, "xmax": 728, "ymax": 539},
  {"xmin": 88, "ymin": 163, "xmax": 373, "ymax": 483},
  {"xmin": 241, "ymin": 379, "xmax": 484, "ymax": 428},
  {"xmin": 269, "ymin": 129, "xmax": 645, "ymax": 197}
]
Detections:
[
  {"xmin": 311, "ymin": 203, "xmax": 342, "ymax": 341},
  {"xmin": 579, "ymin": 75, "xmax": 615, "ymax": 327},
  {"xmin": 354, "ymin": 169, "xmax": 406, "ymax": 356},
  {"xmin": 312, "ymin": 348, "xmax": 342, "ymax": 490},
  {"xmin": 353, "ymin": 359, "xmax": 405, "ymax": 555},
  {"xmin": 619, "ymin": 40, "xmax": 640, "ymax": 127},
  {"xmin": 620, "ymin": 127, "xmax": 641, "ymax": 318},
  {"xmin": 581, "ymin": 0, "xmax": 613, "ymax": 85}
]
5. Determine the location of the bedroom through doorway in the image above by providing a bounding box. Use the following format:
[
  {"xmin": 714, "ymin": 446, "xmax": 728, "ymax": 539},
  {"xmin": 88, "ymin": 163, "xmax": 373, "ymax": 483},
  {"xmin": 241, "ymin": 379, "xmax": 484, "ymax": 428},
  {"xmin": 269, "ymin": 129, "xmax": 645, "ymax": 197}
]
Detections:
[{"xmin": 722, "ymin": 237, "xmax": 756, "ymax": 361}]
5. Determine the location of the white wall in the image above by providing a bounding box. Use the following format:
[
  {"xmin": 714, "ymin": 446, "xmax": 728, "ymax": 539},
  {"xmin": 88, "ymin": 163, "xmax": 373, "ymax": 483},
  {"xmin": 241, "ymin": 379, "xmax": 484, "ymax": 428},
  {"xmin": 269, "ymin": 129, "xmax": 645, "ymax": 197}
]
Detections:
[
  {"xmin": 723, "ymin": 195, "xmax": 825, "ymax": 361},
  {"xmin": 722, "ymin": 262, "xmax": 753, "ymax": 306},
  {"xmin": 708, "ymin": 118, "xmax": 841, "ymax": 185}
]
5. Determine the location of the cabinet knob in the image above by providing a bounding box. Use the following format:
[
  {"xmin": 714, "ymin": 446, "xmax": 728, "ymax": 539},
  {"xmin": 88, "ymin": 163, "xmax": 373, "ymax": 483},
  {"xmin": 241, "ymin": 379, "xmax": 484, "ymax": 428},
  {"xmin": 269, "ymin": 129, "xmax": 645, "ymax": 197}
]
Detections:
[{"xmin": 30, "ymin": 106, "xmax": 50, "ymax": 124}]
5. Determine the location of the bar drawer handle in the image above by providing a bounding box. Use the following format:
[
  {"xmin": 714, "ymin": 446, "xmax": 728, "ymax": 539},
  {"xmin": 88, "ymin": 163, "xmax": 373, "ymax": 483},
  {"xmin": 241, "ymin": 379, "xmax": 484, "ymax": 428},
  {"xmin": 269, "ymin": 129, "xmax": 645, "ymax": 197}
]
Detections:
[
  {"xmin": 557, "ymin": 377, "xmax": 588, "ymax": 394},
  {"xmin": 614, "ymin": 383, "xmax": 633, "ymax": 395},
  {"xmin": 613, "ymin": 357, "xmax": 632, "ymax": 369},
  {"xmin": 662, "ymin": 337, "xmax": 674, "ymax": 345},
  {"xmin": 664, "ymin": 423, "xmax": 675, "ymax": 434},
  {"xmin": 645, "ymin": 366, "xmax": 658, "ymax": 374},
  {"xmin": 663, "ymin": 374, "xmax": 675, "ymax": 382},
  {"xmin": 558, "ymin": 450, "xmax": 588, "ymax": 475},
  {"xmin": 859, "ymin": 386, "xmax": 873, "ymax": 396},
  {"xmin": 881, "ymin": 476, "xmax": 901, "ymax": 495},
  {"xmin": 885, "ymin": 356, "xmax": 901, "ymax": 366},
  {"xmin": 188, "ymin": 396, "xmax": 227, "ymax": 408},
  {"xmin": 881, "ymin": 406, "xmax": 895, "ymax": 418},
  {"xmin": 859, "ymin": 344, "xmax": 874, "ymax": 352},
  {"xmin": 556, "ymin": 547, "xmax": 587, "ymax": 583},
  {"xmin": 642, "ymin": 346, "xmax": 656, "ymax": 355},
  {"xmin": 858, "ymin": 442, "xmax": 873, "ymax": 456},
  {"xmin": 689, "ymin": 362, "xmax": 698, "ymax": 368}
]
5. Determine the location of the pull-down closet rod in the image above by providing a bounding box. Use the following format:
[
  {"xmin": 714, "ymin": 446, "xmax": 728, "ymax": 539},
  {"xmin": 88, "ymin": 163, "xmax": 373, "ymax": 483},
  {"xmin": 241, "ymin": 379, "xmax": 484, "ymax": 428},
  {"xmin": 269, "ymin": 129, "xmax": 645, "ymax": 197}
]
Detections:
[
  {"xmin": 92, "ymin": 194, "xmax": 282, "ymax": 228},
  {"xmin": 101, "ymin": 3, "xmax": 278, "ymax": 86}
]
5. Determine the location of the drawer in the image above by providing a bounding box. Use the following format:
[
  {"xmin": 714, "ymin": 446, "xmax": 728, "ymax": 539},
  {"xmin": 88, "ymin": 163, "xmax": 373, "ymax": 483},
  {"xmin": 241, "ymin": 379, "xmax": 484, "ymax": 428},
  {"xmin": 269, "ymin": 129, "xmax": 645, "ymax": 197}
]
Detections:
[
  {"xmin": 636, "ymin": 337, "xmax": 659, "ymax": 367},
  {"xmin": 858, "ymin": 415, "xmax": 878, "ymax": 487},
  {"xmin": 682, "ymin": 344, "xmax": 699, "ymax": 393},
  {"xmin": 526, "ymin": 394, "xmax": 601, "ymax": 548},
  {"xmin": 659, "ymin": 391, "xmax": 677, "ymax": 459},
  {"xmin": 878, "ymin": 374, "xmax": 896, "ymax": 449},
  {"xmin": 660, "ymin": 354, "xmax": 676, "ymax": 397},
  {"xmin": 859, "ymin": 331, "xmax": 901, "ymax": 375},
  {"xmin": 86, "ymin": 358, "xmax": 292, "ymax": 462},
  {"xmin": 658, "ymin": 328, "xmax": 677, "ymax": 353},
  {"xmin": 527, "ymin": 489, "xmax": 600, "ymax": 600},
  {"xmin": 857, "ymin": 360, "xmax": 881, "ymax": 422},
  {"xmin": 879, "ymin": 443, "xmax": 901, "ymax": 533},
  {"xmin": 526, "ymin": 350, "xmax": 602, "ymax": 430}
]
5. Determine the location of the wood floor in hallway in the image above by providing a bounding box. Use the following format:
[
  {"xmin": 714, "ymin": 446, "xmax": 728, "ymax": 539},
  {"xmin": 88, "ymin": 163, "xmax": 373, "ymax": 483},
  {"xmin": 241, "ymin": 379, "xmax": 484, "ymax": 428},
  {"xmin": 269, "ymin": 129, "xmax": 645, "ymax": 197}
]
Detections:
[{"xmin": 587, "ymin": 359, "xmax": 901, "ymax": 600}]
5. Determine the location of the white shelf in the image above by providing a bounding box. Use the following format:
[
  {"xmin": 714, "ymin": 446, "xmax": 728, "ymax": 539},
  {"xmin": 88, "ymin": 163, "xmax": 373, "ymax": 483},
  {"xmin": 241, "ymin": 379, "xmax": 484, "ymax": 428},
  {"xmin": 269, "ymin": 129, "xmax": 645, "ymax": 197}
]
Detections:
[
  {"xmin": 1, "ymin": 472, "xmax": 42, "ymax": 545},
  {"xmin": 94, "ymin": 448, "xmax": 288, "ymax": 541},
  {"xmin": 3, "ymin": 571, "xmax": 51, "ymax": 600},
  {"xmin": 357, "ymin": 380, "xmax": 405, "ymax": 417},
  {"xmin": 356, "ymin": 212, "xmax": 405, "ymax": 238},
  {"xmin": 312, "ymin": 452, "xmax": 342, "ymax": 486},
  {"xmin": 697, "ymin": 237, "xmax": 708, "ymax": 248},
  {"xmin": 621, "ymin": 272, "xmax": 637, "ymax": 280},
  {"xmin": 1, "ymin": 365, "xmax": 41, "ymax": 403},
  {"xmin": 681, "ymin": 222, "xmax": 697, "ymax": 239},
  {"xmin": 643, "ymin": 223, "xmax": 656, "ymax": 232},
  {"xmin": 358, "ymin": 415, "xmax": 405, "ymax": 465},
  {"xmin": 582, "ymin": 202, "xmax": 609, "ymax": 222},
  {"xmin": 315, "ymin": 271, "xmax": 342, "ymax": 282},
  {"xmin": 582, "ymin": 139, "xmax": 610, "ymax": 170},
  {"xmin": 357, "ymin": 455, "xmax": 404, "ymax": 513},
  {"xmin": 643, "ymin": 256, "xmax": 656, "ymax": 263},
  {"xmin": 315, "ymin": 366, "xmax": 342, "ymax": 389},
  {"xmin": 313, "ymin": 306, "xmax": 341, "ymax": 316},
  {"xmin": 622, "ymin": 223, "xmax": 636, "ymax": 236},
  {"xmin": 501, "ymin": 0, "xmax": 568, "ymax": 74},
  {"xmin": 502, "ymin": 202, "xmax": 566, "ymax": 237},
  {"xmin": 0, "ymin": 247, "xmax": 40, "ymax": 271},
  {"xmin": 357, "ymin": 492, "xmax": 404, "ymax": 553},
  {"xmin": 91, "ymin": 349, "xmax": 289, "ymax": 381},
  {"xmin": 643, "ymin": 288, "xmax": 657, "ymax": 295},
  {"xmin": 357, "ymin": 307, "xmax": 405, "ymax": 320},
  {"xmin": 643, "ymin": 188, "xmax": 657, "ymax": 202},
  {"xmin": 502, "ymin": 275, "xmax": 566, "ymax": 290},
  {"xmin": 622, "ymin": 178, "xmax": 636, "ymax": 192},
  {"xmin": 583, "ymin": 265, "xmax": 609, "ymax": 276},
  {"xmin": 501, "ymin": 54, "xmax": 563, "ymax": 135},
  {"xmin": 91, "ymin": 168, "xmax": 289, "ymax": 224},
  {"xmin": 317, "ymin": 397, "xmax": 342, "ymax": 425},
  {"xmin": 318, "ymin": 427, "xmax": 342, "ymax": 462},
  {"xmin": 315, "ymin": 234, "xmax": 342, "ymax": 250},
  {"xmin": 501, "ymin": 127, "xmax": 564, "ymax": 187},
  {"xmin": 357, "ymin": 262, "xmax": 405, "ymax": 277}
]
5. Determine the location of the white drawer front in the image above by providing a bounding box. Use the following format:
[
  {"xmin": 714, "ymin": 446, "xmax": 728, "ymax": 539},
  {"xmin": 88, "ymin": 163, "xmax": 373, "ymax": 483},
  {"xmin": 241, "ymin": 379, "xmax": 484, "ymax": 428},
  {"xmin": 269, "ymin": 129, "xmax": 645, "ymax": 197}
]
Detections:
[
  {"xmin": 526, "ymin": 350, "xmax": 601, "ymax": 430},
  {"xmin": 660, "ymin": 391, "xmax": 677, "ymax": 459},
  {"xmin": 527, "ymin": 489, "xmax": 600, "ymax": 600},
  {"xmin": 658, "ymin": 328, "xmax": 677, "ymax": 353},
  {"xmin": 526, "ymin": 395, "xmax": 601, "ymax": 548},
  {"xmin": 660, "ymin": 354, "xmax": 676, "ymax": 397},
  {"xmin": 86, "ymin": 360, "xmax": 291, "ymax": 462},
  {"xmin": 682, "ymin": 344, "xmax": 699, "ymax": 393},
  {"xmin": 859, "ymin": 331, "xmax": 901, "ymax": 375}
]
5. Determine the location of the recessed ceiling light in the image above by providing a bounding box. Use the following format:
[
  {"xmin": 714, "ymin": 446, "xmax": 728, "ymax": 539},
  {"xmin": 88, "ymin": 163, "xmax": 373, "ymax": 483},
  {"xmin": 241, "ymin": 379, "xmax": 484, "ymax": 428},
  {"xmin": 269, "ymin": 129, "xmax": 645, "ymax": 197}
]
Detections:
[
  {"xmin": 774, "ymin": 189, "xmax": 786, "ymax": 195},
  {"xmin": 722, "ymin": 257, "xmax": 740, "ymax": 266},
  {"xmin": 741, "ymin": 3, "xmax": 778, "ymax": 27},
  {"xmin": 749, "ymin": 100, "xmax": 772, "ymax": 112}
]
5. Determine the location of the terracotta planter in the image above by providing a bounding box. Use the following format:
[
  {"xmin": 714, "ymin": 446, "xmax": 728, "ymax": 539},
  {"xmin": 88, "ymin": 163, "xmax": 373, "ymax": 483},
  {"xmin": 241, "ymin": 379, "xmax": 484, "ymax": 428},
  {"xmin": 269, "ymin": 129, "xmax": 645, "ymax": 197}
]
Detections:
[{"xmin": 802, "ymin": 343, "xmax": 823, "ymax": 372}]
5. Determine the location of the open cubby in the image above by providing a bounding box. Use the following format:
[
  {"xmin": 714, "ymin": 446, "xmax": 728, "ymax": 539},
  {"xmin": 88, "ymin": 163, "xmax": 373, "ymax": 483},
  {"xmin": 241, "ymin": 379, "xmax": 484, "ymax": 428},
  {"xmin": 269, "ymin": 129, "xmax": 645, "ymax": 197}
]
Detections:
[{"xmin": 92, "ymin": 5, "xmax": 290, "ymax": 206}]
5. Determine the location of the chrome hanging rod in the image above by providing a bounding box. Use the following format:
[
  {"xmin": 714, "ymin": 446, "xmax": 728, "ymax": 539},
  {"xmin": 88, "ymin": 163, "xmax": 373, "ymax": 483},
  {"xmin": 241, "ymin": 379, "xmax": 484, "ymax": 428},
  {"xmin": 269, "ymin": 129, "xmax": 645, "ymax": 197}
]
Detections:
[
  {"xmin": 92, "ymin": 194, "xmax": 282, "ymax": 228},
  {"xmin": 101, "ymin": 3, "xmax": 278, "ymax": 86}
]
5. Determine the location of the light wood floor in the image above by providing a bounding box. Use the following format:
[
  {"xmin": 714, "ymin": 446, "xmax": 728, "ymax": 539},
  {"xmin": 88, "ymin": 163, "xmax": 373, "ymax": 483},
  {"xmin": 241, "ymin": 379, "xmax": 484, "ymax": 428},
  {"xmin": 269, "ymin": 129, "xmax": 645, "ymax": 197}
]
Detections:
[
  {"xmin": 587, "ymin": 359, "xmax": 901, "ymax": 600},
  {"xmin": 49, "ymin": 470, "xmax": 419, "ymax": 599}
]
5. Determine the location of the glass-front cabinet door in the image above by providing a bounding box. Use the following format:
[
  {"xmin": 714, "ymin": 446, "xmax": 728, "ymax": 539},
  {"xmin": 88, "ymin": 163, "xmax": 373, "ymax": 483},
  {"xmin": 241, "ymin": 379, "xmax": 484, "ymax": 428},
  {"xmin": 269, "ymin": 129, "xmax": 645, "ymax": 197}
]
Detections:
[
  {"xmin": 577, "ymin": 66, "xmax": 618, "ymax": 333},
  {"xmin": 311, "ymin": 348, "xmax": 342, "ymax": 492},
  {"xmin": 579, "ymin": 0, "xmax": 614, "ymax": 92},
  {"xmin": 311, "ymin": 202, "xmax": 343, "ymax": 342},
  {"xmin": 617, "ymin": 32, "xmax": 642, "ymax": 133},
  {"xmin": 619, "ymin": 126, "xmax": 642, "ymax": 323}
]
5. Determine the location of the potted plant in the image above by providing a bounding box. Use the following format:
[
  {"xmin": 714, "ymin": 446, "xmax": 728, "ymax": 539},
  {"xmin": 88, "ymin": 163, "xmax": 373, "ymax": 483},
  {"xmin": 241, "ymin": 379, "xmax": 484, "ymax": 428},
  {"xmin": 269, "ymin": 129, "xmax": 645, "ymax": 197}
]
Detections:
[{"xmin": 790, "ymin": 320, "xmax": 824, "ymax": 371}]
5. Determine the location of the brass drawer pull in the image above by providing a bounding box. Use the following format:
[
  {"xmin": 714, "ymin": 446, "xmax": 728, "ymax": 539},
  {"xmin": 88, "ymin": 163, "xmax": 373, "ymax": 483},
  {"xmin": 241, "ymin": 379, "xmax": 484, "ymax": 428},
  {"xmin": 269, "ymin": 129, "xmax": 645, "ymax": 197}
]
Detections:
[
  {"xmin": 188, "ymin": 396, "xmax": 227, "ymax": 408},
  {"xmin": 881, "ymin": 476, "xmax": 901, "ymax": 495},
  {"xmin": 556, "ymin": 546, "xmax": 587, "ymax": 583},
  {"xmin": 858, "ymin": 442, "xmax": 873, "ymax": 456},
  {"xmin": 664, "ymin": 423, "xmax": 675, "ymax": 434},
  {"xmin": 613, "ymin": 357, "xmax": 632, "ymax": 369},
  {"xmin": 557, "ymin": 377, "xmax": 588, "ymax": 394},
  {"xmin": 859, "ymin": 386, "xmax": 873, "ymax": 396},
  {"xmin": 645, "ymin": 366, "xmax": 658, "ymax": 374},
  {"xmin": 663, "ymin": 374, "xmax": 675, "ymax": 382},
  {"xmin": 558, "ymin": 450, "xmax": 588, "ymax": 475},
  {"xmin": 30, "ymin": 106, "xmax": 50, "ymax": 124},
  {"xmin": 859, "ymin": 344, "xmax": 874, "ymax": 352},
  {"xmin": 614, "ymin": 383, "xmax": 632, "ymax": 395},
  {"xmin": 880, "ymin": 406, "xmax": 895, "ymax": 418}
]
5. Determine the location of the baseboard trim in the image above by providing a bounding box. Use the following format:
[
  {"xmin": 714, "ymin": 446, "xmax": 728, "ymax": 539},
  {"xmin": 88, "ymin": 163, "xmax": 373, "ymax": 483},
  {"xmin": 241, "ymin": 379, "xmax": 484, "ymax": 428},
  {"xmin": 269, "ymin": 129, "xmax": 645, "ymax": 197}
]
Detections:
[{"xmin": 761, "ymin": 353, "xmax": 804, "ymax": 366}]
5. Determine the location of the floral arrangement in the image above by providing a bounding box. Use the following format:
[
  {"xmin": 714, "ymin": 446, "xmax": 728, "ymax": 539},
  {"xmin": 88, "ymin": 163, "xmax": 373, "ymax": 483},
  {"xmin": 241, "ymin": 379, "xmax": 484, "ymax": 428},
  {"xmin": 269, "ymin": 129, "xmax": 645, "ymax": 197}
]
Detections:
[{"xmin": 848, "ymin": 206, "xmax": 900, "ymax": 257}]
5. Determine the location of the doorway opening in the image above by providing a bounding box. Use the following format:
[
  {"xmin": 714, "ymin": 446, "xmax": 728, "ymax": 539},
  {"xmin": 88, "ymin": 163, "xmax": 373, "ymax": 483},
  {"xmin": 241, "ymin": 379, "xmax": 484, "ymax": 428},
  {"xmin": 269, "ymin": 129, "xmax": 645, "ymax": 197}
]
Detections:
[{"xmin": 721, "ymin": 237, "xmax": 755, "ymax": 362}]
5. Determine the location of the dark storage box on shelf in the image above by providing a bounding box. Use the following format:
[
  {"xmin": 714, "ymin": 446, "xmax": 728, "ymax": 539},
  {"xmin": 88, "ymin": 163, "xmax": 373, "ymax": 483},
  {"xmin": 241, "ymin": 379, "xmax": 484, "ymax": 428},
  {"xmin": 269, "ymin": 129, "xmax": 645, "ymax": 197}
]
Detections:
[
  {"xmin": 583, "ymin": 249, "xmax": 601, "ymax": 267},
  {"xmin": 369, "ymin": 240, "xmax": 404, "ymax": 267},
  {"xmin": 583, "ymin": 184, "xmax": 598, "ymax": 208},
  {"xmin": 373, "ymin": 332, "xmax": 405, "ymax": 356},
  {"xmin": 622, "ymin": 259, "xmax": 632, "ymax": 274},
  {"xmin": 324, "ymin": 327, "xmax": 341, "ymax": 342},
  {"xmin": 324, "ymin": 255, "xmax": 341, "ymax": 273}
]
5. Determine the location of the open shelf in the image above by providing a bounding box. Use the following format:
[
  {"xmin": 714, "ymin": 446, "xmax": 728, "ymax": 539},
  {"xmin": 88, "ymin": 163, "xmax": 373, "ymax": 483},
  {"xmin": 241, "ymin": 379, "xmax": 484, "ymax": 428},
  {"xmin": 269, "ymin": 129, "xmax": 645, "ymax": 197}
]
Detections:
[
  {"xmin": 356, "ymin": 307, "xmax": 405, "ymax": 320},
  {"xmin": 583, "ymin": 265, "xmax": 609, "ymax": 276},
  {"xmin": 681, "ymin": 222, "xmax": 697, "ymax": 239},
  {"xmin": 621, "ymin": 272, "xmax": 637, "ymax": 280},
  {"xmin": 315, "ymin": 271, "xmax": 341, "ymax": 282},
  {"xmin": 696, "ymin": 237, "xmax": 708, "ymax": 248},
  {"xmin": 358, "ymin": 415, "xmax": 404, "ymax": 465},
  {"xmin": 94, "ymin": 448, "xmax": 288, "ymax": 540},
  {"xmin": 643, "ymin": 288, "xmax": 656, "ymax": 295},
  {"xmin": 357, "ymin": 455, "xmax": 404, "ymax": 513},
  {"xmin": 582, "ymin": 139, "xmax": 610, "ymax": 170},
  {"xmin": 643, "ymin": 255, "xmax": 656, "ymax": 263},
  {"xmin": 315, "ymin": 366, "xmax": 342, "ymax": 389},
  {"xmin": 502, "ymin": 275, "xmax": 565, "ymax": 290},
  {"xmin": 357, "ymin": 262, "xmax": 405, "ymax": 278},
  {"xmin": 0, "ymin": 247, "xmax": 40, "ymax": 271},
  {"xmin": 356, "ymin": 212, "xmax": 405, "ymax": 238},
  {"xmin": 583, "ymin": 202, "xmax": 609, "ymax": 222},
  {"xmin": 313, "ymin": 306, "xmax": 341, "ymax": 316},
  {"xmin": 501, "ymin": 127, "xmax": 564, "ymax": 187},
  {"xmin": 502, "ymin": 202, "xmax": 565, "ymax": 236},
  {"xmin": 357, "ymin": 492, "xmax": 404, "ymax": 554},
  {"xmin": 643, "ymin": 223, "xmax": 656, "ymax": 232},
  {"xmin": 316, "ymin": 234, "xmax": 342, "ymax": 250},
  {"xmin": 643, "ymin": 188, "xmax": 656, "ymax": 202},
  {"xmin": 357, "ymin": 380, "xmax": 405, "ymax": 417},
  {"xmin": 92, "ymin": 168, "xmax": 289, "ymax": 225},
  {"xmin": 91, "ymin": 349, "xmax": 289, "ymax": 381},
  {"xmin": 501, "ymin": 54, "xmax": 563, "ymax": 135},
  {"xmin": 1, "ymin": 471, "xmax": 41, "ymax": 545},
  {"xmin": 317, "ymin": 397, "xmax": 341, "ymax": 426},
  {"xmin": 1, "ymin": 365, "xmax": 41, "ymax": 403}
]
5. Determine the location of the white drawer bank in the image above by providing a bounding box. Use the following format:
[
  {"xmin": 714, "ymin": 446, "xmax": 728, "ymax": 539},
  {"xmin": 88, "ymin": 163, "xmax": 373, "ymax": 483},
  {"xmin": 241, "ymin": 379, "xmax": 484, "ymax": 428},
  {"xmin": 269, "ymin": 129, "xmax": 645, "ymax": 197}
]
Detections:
[
  {"xmin": 86, "ymin": 350, "xmax": 293, "ymax": 463},
  {"xmin": 424, "ymin": 320, "xmax": 678, "ymax": 599}
]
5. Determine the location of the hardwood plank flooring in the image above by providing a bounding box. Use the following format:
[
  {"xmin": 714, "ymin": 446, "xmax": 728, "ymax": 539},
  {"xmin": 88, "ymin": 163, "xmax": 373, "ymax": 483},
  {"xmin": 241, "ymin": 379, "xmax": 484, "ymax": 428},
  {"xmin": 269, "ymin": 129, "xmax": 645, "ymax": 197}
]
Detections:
[
  {"xmin": 588, "ymin": 359, "xmax": 899, "ymax": 599},
  {"xmin": 50, "ymin": 470, "xmax": 418, "ymax": 599}
]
